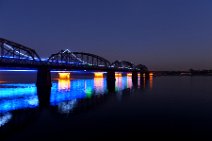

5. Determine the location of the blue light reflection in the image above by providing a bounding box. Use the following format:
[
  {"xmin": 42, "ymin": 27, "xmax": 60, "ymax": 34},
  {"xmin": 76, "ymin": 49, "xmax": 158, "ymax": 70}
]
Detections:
[
  {"xmin": 0, "ymin": 76, "xmax": 132, "ymax": 114},
  {"xmin": 50, "ymin": 76, "xmax": 132, "ymax": 105},
  {"xmin": 0, "ymin": 83, "xmax": 38, "ymax": 114},
  {"xmin": 50, "ymin": 78, "xmax": 107, "ymax": 105}
]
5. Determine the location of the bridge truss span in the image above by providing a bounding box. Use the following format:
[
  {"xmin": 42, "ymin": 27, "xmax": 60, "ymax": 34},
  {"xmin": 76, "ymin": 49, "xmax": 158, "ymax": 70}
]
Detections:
[
  {"xmin": 48, "ymin": 49, "xmax": 111, "ymax": 67},
  {"xmin": 0, "ymin": 38, "xmax": 41, "ymax": 63}
]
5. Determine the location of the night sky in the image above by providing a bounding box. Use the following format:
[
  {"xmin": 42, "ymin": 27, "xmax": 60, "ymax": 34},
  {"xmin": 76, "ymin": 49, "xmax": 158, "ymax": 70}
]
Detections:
[{"xmin": 0, "ymin": 0, "xmax": 212, "ymax": 70}]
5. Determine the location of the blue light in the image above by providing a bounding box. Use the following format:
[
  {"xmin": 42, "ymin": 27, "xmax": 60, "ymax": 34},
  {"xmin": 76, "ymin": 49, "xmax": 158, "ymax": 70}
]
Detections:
[
  {"xmin": 0, "ymin": 69, "xmax": 37, "ymax": 72},
  {"xmin": 0, "ymin": 83, "xmax": 38, "ymax": 113},
  {"xmin": 50, "ymin": 78, "xmax": 107, "ymax": 105},
  {"xmin": 0, "ymin": 96, "xmax": 38, "ymax": 113},
  {"xmin": 0, "ymin": 84, "xmax": 36, "ymax": 99},
  {"xmin": 0, "ymin": 113, "xmax": 12, "ymax": 127},
  {"xmin": 58, "ymin": 99, "xmax": 77, "ymax": 114}
]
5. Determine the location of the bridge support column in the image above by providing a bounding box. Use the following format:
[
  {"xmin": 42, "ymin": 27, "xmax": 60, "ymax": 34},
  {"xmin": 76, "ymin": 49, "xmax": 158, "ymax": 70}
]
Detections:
[
  {"xmin": 139, "ymin": 71, "xmax": 150, "ymax": 90},
  {"xmin": 132, "ymin": 71, "xmax": 138, "ymax": 86},
  {"xmin": 145, "ymin": 72, "xmax": 149, "ymax": 79},
  {"xmin": 36, "ymin": 67, "xmax": 52, "ymax": 108},
  {"xmin": 106, "ymin": 70, "xmax": 115, "ymax": 93}
]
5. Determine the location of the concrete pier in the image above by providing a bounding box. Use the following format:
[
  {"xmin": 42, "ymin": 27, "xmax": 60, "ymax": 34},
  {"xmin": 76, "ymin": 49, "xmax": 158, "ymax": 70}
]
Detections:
[
  {"xmin": 36, "ymin": 67, "xmax": 52, "ymax": 108},
  {"xmin": 106, "ymin": 70, "xmax": 116, "ymax": 92}
]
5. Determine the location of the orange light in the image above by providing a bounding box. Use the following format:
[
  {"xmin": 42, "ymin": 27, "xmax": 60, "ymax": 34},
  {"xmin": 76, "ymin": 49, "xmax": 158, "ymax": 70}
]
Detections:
[
  {"xmin": 149, "ymin": 75, "xmax": 153, "ymax": 90},
  {"xmin": 0, "ymin": 81, "xmax": 5, "ymax": 83},
  {"xmin": 58, "ymin": 73, "xmax": 70, "ymax": 79},
  {"xmin": 127, "ymin": 73, "xmax": 132, "ymax": 77},
  {"xmin": 149, "ymin": 72, "xmax": 154, "ymax": 76},
  {"xmin": 94, "ymin": 72, "xmax": 104, "ymax": 78},
  {"xmin": 138, "ymin": 73, "xmax": 141, "ymax": 77},
  {"xmin": 58, "ymin": 73, "xmax": 71, "ymax": 91},
  {"xmin": 115, "ymin": 73, "xmax": 122, "ymax": 77}
]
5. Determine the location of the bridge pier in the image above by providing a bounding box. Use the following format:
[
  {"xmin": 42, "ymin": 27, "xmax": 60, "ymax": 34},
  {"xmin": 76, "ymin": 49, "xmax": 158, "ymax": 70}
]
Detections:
[
  {"xmin": 36, "ymin": 67, "xmax": 52, "ymax": 108},
  {"xmin": 145, "ymin": 72, "xmax": 149, "ymax": 79},
  {"xmin": 132, "ymin": 71, "xmax": 138, "ymax": 86},
  {"xmin": 106, "ymin": 70, "xmax": 116, "ymax": 93}
]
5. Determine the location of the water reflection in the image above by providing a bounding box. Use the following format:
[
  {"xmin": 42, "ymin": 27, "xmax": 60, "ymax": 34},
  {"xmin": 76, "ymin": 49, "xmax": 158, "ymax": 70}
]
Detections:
[
  {"xmin": 0, "ymin": 72, "xmax": 150, "ymax": 140},
  {"xmin": 127, "ymin": 75, "xmax": 132, "ymax": 88},
  {"xmin": 0, "ymin": 72, "xmax": 143, "ymax": 125},
  {"xmin": 149, "ymin": 75, "xmax": 153, "ymax": 90},
  {"xmin": 51, "ymin": 74, "xmax": 107, "ymax": 106},
  {"xmin": 0, "ymin": 84, "xmax": 38, "ymax": 113},
  {"xmin": 116, "ymin": 74, "xmax": 133, "ymax": 91},
  {"xmin": 58, "ymin": 99, "xmax": 77, "ymax": 114},
  {"xmin": 0, "ymin": 112, "xmax": 12, "ymax": 127},
  {"xmin": 116, "ymin": 74, "xmax": 122, "ymax": 91},
  {"xmin": 58, "ymin": 79, "xmax": 71, "ymax": 91},
  {"xmin": 94, "ymin": 73, "xmax": 105, "ymax": 93},
  {"xmin": 0, "ymin": 74, "xmax": 143, "ymax": 115}
]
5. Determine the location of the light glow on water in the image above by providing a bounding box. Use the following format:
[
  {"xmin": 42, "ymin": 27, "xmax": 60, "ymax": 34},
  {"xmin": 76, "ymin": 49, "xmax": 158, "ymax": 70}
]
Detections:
[
  {"xmin": 115, "ymin": 72, "xmax": 122, "ymax": 77},
  {"xmin": 0, "ymin": 112, "xmax": 12, "ymax": 127},
  {"xmin": 0, "ymin": 84, "xmax": 36, "ymax": 99},
  {"xmin": 0, "ymin": 83, "xmax": 38, "ymax": 113},
  {"xmin": 58, "ymin": 100, "xmax": 77, "ymax": 114},
  {"xmin": 58, "ymin": 73, "xmax": 70, "ymax": 79},
  {"xmin": 127, "ymin": 73, "xmax": 132, "ymax": 77},
  {"xmin": 58, "ymin": 79, "xmax": 71, "ymax": 91},
  {"xmin": 0, "ymin": 96, "xmax": 38, "ymax": 113},
  {"xmin": 94, "ymin": 72, "xmax": 104, "ymax": 78},
  {"xmin": 0, "ymin": 75, "xmax": 133, "ymax": 114}
]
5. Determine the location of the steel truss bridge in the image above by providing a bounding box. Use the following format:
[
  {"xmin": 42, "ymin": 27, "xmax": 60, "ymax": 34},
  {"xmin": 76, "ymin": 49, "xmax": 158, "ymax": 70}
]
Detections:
[{"xmin": 0, "ymin": 38, "xmax": 148, "ymax": 72}]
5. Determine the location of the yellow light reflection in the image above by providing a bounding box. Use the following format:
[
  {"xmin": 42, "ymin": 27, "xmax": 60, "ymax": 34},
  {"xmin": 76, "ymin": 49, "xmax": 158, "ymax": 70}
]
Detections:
[
  {"xmin": 149, "ymin": 72, "xmax": 154, "ymax": 77},
  {"xmin": 94, "ymin": 76, "xmax": 104, "ymax": 93},
  {"xmin": 94, "ymin": 72, "xmax": 104, "ymax": 78},
  {"xmin": 115, "ymin": 73, "xmax": 122, "ymax": 89},
  {"xmin": 138, "ymin": 74, "xmax": 140, "ymax": 87},
  {"xmin": 58, "ymin": 73, "xmax": 71, "ymax": 91},
  {"xmin": 127, "ymin": 75, "xmax": 132, "ymax": 88},
  {"xmin": 149, "ymin": 75, "xmax": 153, "ymax": 90},
  {"xmin": 127, "ymin": 73, "xmax": 132, "ymax": 77},
  {"xmin": 115, "ymin": 72, "xmax": 122, "ymax": 77}
]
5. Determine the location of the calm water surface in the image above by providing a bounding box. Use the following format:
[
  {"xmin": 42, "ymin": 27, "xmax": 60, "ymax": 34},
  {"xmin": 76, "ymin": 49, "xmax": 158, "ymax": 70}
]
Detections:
[{"xmin": 0, "ymin": 71, "xmax": 212, "ymax": 140}]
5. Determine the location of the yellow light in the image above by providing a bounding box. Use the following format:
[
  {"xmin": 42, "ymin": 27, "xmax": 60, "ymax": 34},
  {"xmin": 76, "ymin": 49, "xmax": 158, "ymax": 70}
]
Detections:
[
  {"xmin": 58, "ymin": 73, "xmax": 70, "ymax": 79},
  {"xmin": 58, "ymin": 79, "xmax": 70, "ymax": 91},
  {"xmin": 115, "ymin": 73, "xmax": 122, "ymax": 77},
  {"xmin": 138, "ymin": 73, "xmax": 141, "ymax": 77},
  {"xmin": 58, "ymin": 73, "xmax": 71, "ymax": 91},
  {"xmin": 149, "ymin": 72, "xmax": 154, "ymax": 76},
  {"xmin": 94, "ymin": 72, "xmax": 104, "ymax": 78},
  {"xmin": 127, "ymin": 73, "xmax": 132, "ymax": 77},
  {"xmin": 149, "ymin": 75, "xmax": 153, "ymax": 90}
]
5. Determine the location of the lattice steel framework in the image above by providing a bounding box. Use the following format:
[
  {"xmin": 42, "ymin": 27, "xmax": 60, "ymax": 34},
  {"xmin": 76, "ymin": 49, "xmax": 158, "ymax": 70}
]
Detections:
[
  {"xmin": 0, "ymin": 38, "xmax": 41, "ymax": 61},
  {"xmin": 111, "ymin": 60, "xmax": 135, "ymax": 69},
  {"xmin": 135, "ymin": 64, "xmax": 148, "ymax": 72},
  {"xmin": 48, "ymin": 49, "xmax": 111, "ymax": 67}
]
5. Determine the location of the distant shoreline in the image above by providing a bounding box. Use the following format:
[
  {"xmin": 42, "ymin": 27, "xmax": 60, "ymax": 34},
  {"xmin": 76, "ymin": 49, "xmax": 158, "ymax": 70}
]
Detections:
[{"xmin": 151, "ymin": 70, "xmax": 212, "ymax": 76}]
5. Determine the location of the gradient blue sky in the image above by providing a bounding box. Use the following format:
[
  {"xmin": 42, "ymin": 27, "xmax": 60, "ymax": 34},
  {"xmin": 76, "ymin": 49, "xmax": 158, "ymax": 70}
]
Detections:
[{"xmin": 0, "ymin": 0, "xmax": 212, "ymax": 70}]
